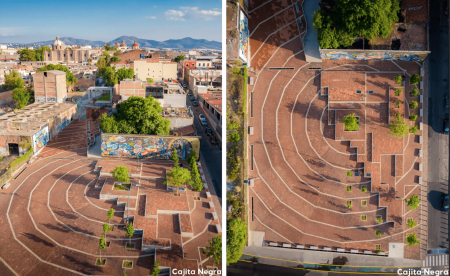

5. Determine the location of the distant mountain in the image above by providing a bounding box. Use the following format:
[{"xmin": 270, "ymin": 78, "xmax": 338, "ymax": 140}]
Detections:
[{"xmin": 17, "ymin": 36, "xmax": 221, "ymax": 50}]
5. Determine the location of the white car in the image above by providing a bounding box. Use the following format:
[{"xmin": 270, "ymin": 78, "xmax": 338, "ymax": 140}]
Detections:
[{"xmin": 199, "ymin": 114, "xmax": 205, "ymax": 121}]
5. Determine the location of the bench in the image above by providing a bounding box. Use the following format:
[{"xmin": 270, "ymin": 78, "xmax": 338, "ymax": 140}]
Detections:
[
  {"xmin": 1, "ymin": 183, "xmax": 10, "ymax": 189},
  {"xmin": 310, "ymin": 246, "xmax": 318, "ymax": 250},
  {"xmin": 216, "ymin": 224, "xmax": 222, "ymax": 234},
  {"xmin": 419, "ymin": 163, "xmax": 422, "ymax": 171},
  {"xmin": 364, "ymin": 250, "xmax": 373, "ymax": 254},
  {"xmin": 283, "ymin": 244, "xmax": 291, "ymax": 248},
  {"xmin": 209, "ymin": 201, "xmax": 215, "ymax": 210},
  {"xmin": 337, "ymin": 248, "xmax": 345, "ymax": 252},
  {"xmin": 212, "ymin": 211, "xmax": 218, "ymax": 221},
  {"xmin": 206, "ymin": 191, "xmax": 211, "ymax": 198},
  {"xmin": 269, "ymin": 242, "xmax": 278, "ymax": 247},
  {"xmin": 296, "ymin": 244, "xmax": 304, "ymax": 249},
  {"xmin": 203, "ymin": 183, "xmax": 209, "ymax": 190},
  {"xmin": 323, "ymin": 247, "xmax": 331, "ymax": 251},
  {"xmin": 350, "ymin": 249, "xmax": 359, "ymax": 253}
]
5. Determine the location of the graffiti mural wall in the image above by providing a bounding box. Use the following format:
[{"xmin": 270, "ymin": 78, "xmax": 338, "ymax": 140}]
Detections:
[
  {"xmin": 239, "ymin": 9, "xmax": 249, "ymax": 62},
  {"xmin": 101, "ymin": 133, "xmax": 200, "ymax": 160},
  {"xmin": 319, "ymin": 50, "xmax": 429, "ymax": 62},
  {"xmin": 33, "ymin": 126, "xmax": 49, "ymax": 153}
]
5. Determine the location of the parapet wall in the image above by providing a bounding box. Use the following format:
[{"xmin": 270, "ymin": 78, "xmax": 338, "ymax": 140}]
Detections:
[{"xmin": 319, "ymin": 49, "xmax": 430, "ymax": 62}]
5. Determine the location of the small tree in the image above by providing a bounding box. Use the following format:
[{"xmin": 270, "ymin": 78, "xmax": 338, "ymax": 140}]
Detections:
[
  {"xmin": 394, "ymin": 88, "xmax": 402, "ymax": 96},
  {"xmin": 395, "ymin": 101, "xmax": 401, "ymax": 108},
  {"xmin": 395, "ymin": 75, "xmax": 403, "ymax": 84},
  {"xmin": 342, "ymin": 113, "xmax": 359, "ymax": 131},
  {"xmin": 405, "ymin": 195, "xmax": 420, "ymax": 210},
  {"xmin": 362, "ymin": 186, "xmax": 367, "ymax": 193},
  {"xmin": 126, "ymin": 221, "xmax": 134, "ymax": 248},
  {"xmin": 410, "ymin": 74, "xmax": 420, "ymax": 85},
  {"xmin": 111, "ymin": 166, "xmax": 130, "ymax": 183},
  {"xmin": 388, "ymin": 115, "xmax": 409, "ymax": 138},
  {"xmin": 204, "ymin": 235, "xmax": 222, "ymax": 265},
  {"xmin": 150, "ymin": 261, "xmax": 161, "ymax": 276},
  {"xmin": 12, "ymin": 88, "xmax": 30, "ymax": 110},
  {"xmin": 376, "ymin": 230, "xmax": 381, "ymax": 237},
  {"xmin": 410, "ymin": 101, "xmax": 418, "ymax": 109},
  {"xmin": 98, "ymin": 235, "xmax": 106, "ymax": 264},
  {"xmin": 229, "ymin": 131, "xmax": 241, "ymax": 143},
  {"xmin": 346, "ymin": 186, "xmax": 351, "ymax": 193},
  {"xmin": 407, "ymin": 219, "xmax": 417, "ymax": 229},
  {"xmin": 165, "ymin": 166, "xmax": 192, "ymax": 196},
  {"xmin": 146, "ymin": 78, "xmax": 154, "ymax": 83},
  {"xmin": 411, "ymin": 88, "xmax": 419, "ymax": 97},
  {"xmin": 346, "ymin": 171, "xmax": 352, "ymax": 177},
  {"xmin": 409, "ymin": 126, "xmax": 418, "ymax": 135},
  {"xmin": 171, "ymin": 149, "xmax": 180, "ymax": 168},
  {"xmin": 103, "ymin": 223, "xmax": 109, "ymax": 244},
  {"xmin": 376, "ymin": 216, "xmax": 383, "ymax": 223},
  {"xmin": 409, "ymin": 113, "xmax": 418, "ymax": 121},
  {"xmin": 107, "ymin": 208, "xmax": 115, "ymax": 228},
  {"xmin": 406, "ymin": 233, "xmax": 420, "ymax": 246}
]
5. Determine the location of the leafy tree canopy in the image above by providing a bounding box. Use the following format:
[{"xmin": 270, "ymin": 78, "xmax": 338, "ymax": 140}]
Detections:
[
  {"xmin": 407, "ymin": 219, "xmax": 417, "ymax": 229},
  {"xmin": 110, "ymin": 56, "xmax": 120, "ymax": 62},
  {"xmin": 405, "ymin": 194, "xmax": 420, "ymax": 210},
  {"xmin": 204, "ymin": 235, "xmax": 222, "ymax": 265},
  {"xmin": 342, "ymin": 113, "xmax": 359, "ymax": 131},
  {"xmin": 104, "ymin": 43, "xmax": 115, "ymax": 51},
  {"xmin": 227, "ymin": 217, "xmax": 247, "ymax": 265},
  {"xmin": 174, "ymin": 55, "xmax": 185, "ymax": 62},
  {"xmin": 146, "ymin": 78, "xmax": 154, "ymax": 83},
  {"xmin": 406, "ymin": 233, "xmax": 420, "ymax": 247},
  {"xmin": 17, "ymin": 49, "xmax": 36, "ymax": 61},
  {"xmin": 4, "ymin": 71, "xmax": 25, "ymax": 90},
  {"xmin": 111, "ymin": 166, "xmax": 130, "ymax": 183},
  {"xmin": 165, "ymin": 166, "xmax": 192, "ymax": 194},
  {"xmin": 410, "ymin": 74, "xmax": 420, "ymax": 85},
  {"xmin": 39, "ymin": 64, "xmax": 78, "ymax": 87},
  {"xmin": 117, "ymin": 68, "xmax": 134, "ymax": 81},
  {"xmin": 387, "ymin": 115, "xmax": 409, "ymax": 138},
  {"xmin": 171, "ymin": 149, "xmax": 180, "ymax": 168},
  {"xmin": 150, "ymin": 261, "xmax": 161, "ymax": 276},
  {"xmin": 12, "ymin": 88, "xmax": 30, "ymax": 109},
  {"xmin": 313, "ymin": 0, "xmax": 400, "ymax": 49}
]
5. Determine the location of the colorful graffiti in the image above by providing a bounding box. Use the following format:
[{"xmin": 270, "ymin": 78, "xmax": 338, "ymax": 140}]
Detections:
[
  {"xmin": 101, "ymin": 134, "xmax": 200, "ymax": 160},
  {"xmin": 319, "ymin": 50, "xmax": 429, "ymax": 62},
  {"xmin": 33, "ymin": 126, "xmax": 49, "ymax": 153},
  {"xmin": 239, "ymin": 9, "xmax": 249, "ymax": 62}
]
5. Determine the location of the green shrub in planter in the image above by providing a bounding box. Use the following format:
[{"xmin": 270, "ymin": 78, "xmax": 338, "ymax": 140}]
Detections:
[{"xmin": 395, "ymin": 75, "xmax": 403, "ymax": 84}]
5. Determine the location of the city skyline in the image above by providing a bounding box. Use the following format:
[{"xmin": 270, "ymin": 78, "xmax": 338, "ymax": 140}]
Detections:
[{"xmin": 0, "ymin": 0, "xmax": 222, "ymax": 43}]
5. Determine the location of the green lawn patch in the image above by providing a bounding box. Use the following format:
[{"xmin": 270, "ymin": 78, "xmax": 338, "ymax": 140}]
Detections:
[
  {"xmin": 97, "ymin": 93, "xmax": 111, "ymax": 101},
  {"xmin": 113, "ymin": 183, "xmax": 130, "ymax": 191},
  {"xmin": 361, "ymin": 215, "xmax": 367, "ymax": 221},
  {"xmin": 122, "ymin": 261, "xmax": 133, "ymax": 269},
  {"xmin": 95, "ymin": 259, "xmax": 106, "ymax": 266},
  {"xmin": 361, "ymin": 200, "xmax": 367, "ymax": 206}
]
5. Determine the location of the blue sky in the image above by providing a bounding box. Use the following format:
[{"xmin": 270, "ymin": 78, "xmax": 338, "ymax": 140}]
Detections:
[{"xmin": 0, "ymin": 0, "xmax": 222, "ymax": 44}]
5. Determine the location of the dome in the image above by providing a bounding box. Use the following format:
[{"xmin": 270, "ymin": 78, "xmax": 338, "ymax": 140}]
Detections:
[
  {"xmin": 52, "ymin": 36, "xmax": 64, "ymax": 46},
  {"xmin": 120, "ymin": 40, "xmax": 126, "ymax": 46},
  {"xmin": 132, "ymin": 40, "xmax": 138, "ymax": 46}
]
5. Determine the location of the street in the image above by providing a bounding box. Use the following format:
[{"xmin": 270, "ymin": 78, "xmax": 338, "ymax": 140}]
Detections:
[
  {"xmin": 186, "ymin": 94, "xmax": 223, "ymax": 199},
  {"xmin": 427, "ymin": 0, "xmax": 449, "ymax": 252}
]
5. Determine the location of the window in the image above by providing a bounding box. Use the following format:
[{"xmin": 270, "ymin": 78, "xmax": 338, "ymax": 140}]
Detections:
[
  {"xmin": 368, "ymin": 90, "xmax": 374, "ymax": 94},
  {"xmin": 356, "ymin": 90, "xmax": 361, "ymax": 94}
]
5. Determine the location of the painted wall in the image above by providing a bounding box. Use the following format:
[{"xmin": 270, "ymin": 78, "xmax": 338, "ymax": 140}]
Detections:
[
  {"xmin": 101, "ymin": 133, "xmax": 200, "ymax": 160},
  {"xmin": 319, "ymin": 50, "xmax": 429, "ymax": 62},
  {"xmin": 33, "ymin": 126, "xmax": 49, "ymax": 153}
]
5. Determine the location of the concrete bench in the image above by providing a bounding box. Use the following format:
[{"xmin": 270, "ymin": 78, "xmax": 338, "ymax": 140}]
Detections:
[
  {"xmin": 420, "ymin": 67, "xmax": 424, "ymax": 76},
  {"xmin": 1, "ymin": 183, "xmax": 10, "ymax": 189},
  {"xmin": 420, "ymin": 95, "xmax": 423, "ymax": 103},
  {"xmin": 419, "ymin": 177, "xmax": 422, "ymax": 184},
  {"xmin": 337, "ymin": 248, "xmax": 345, "ymax": 252},
  {"xmin": 419, "ymin": 163, "xmax": 422, "ymax": 171},
  {"xmin": 419, "ymin": 136, "xmax": 423, "ymax": 144},
  {"xmin": 216, "ymin": 224, "xmax": 222, "ymax": 234},
  {"xmin": 197, "ymin": 162, "xmax": 201, "ymax": 168},
  {"xmin": 420, "ymin": 122, "xmax": 423, "ymax": 130},
  {"xmin": 269, "ymin": 242, "xmax": 278, "ymax": 247},
  {"xmin": 378, "ymin": 252, "xmax": 386, "ymax": 256},
  {"xmin": 350, "ymin": 249, "xmax": 359, "ymax": 253},
  {"xmin": 209, "ymin": 201, "xmax": 214, "ymax": 210},
  {"xmin": 323, "ymin": 247, "xmax": 331, "ymax": 251},
  {"xmin": 212, "ymin": 211, "xmax": 218, "ymax": 221},
  {"xmin": 418, "ymin": 150, "xmax": 422, "ymax": 157},
  {"xmin": 364, "ymin": 250, "xmax": 373, "ymax": 254},
  {"xmin": 310, "ymin": 246, "xmax": 318, "ymax": 250},
  {"xmin": 249, "ymin": 126, "xmax": 253, "ymax": 135},
  {"xmin": 206, "ymin": 191, "xmax": 211, "ymax": 198},
  {"xmin": 296, "ymin": 245, "xmax": 304, "ymax": 249},
  {"xmin": 283, "ymin": 244, "xmax": 291, "ymax": 248},
  {"xmin": 420, "ymin": 81, "xmax": 423, "ymax": 89},
  {"xmin": 420, "ymin": 109, "xmax": 423, "ymax": 117},
  {"xmin": 203, "ymin": 183, "xmax": 209, "ymax": 190}
]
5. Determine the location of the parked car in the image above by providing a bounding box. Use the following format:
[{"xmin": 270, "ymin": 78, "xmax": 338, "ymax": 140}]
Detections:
[
  {"xmin": 443, "ymin": 194, "xmax": 449, "ymax": 212},
  {"xmin": 199, "ymin": 114, "xmax": 205, "ymax": 120},
  {"xmin": 188, "ymin": 92, "xmax": 192, "ymax": 96},
  {"xmin": 190, "ymin": 96, "xmax": 195, "ymax": 101},
  {"xmin": 193, "ymin": 101, "xmax": 198, "ymax": 107},
  {"xmin": 210, "ymin": 135, "xmax": 218, "ymax": 145},
  {"xmin": 444, "ymin": 119, "xmax": 449, "ymax": 134},
  {"xmin": 201, "ymin": 120, "xmax": 208, "ymax": 126},
  {"xmin": 205, "ymin": 127, "xmax": 212, "ymax": 136}
]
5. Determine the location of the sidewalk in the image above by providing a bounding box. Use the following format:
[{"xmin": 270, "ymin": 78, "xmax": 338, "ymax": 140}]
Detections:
[{"xmin": 302, "ymin": 0, "xmax": 322, "ymax": 62}]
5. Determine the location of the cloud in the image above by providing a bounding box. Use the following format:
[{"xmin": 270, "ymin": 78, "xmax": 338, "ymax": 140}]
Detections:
[
  {"xmin": 165, "ymin": 6, "xmax": 221, "ymax": 21},
  {"xmin": 146, "ymin": 16, "xmax": 157, "ymax": 19}
]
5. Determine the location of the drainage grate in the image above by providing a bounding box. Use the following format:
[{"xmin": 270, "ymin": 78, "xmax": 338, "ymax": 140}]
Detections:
[
  {"xmin": 308, "ymin": 67, "xmax": 322, "ymax": 70},
  {"xmin": 268, "ymin": 67, "xmax": 295, "ymax": 71}
]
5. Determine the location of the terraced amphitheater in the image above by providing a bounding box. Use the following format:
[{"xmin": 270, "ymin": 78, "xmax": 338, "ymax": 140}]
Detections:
[
  {"xmin": 0, "ymin": 118, "xmax": 221, "ymax": 275},
  {"xmin": 246, "ymin": 0, "xmax": 427, "ymax": 262}
]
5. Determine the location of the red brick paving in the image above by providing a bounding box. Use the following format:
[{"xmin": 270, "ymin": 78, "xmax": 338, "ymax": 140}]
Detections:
[
  {"xmin": 0, "ymin": 119, "xmax": 221, "ymax": 275},
  {"xmin": 248, "ymin": 2, "xmax": 424, "ymax": 259}
]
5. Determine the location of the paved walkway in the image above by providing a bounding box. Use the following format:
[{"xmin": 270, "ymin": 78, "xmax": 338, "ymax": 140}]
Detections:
[
  {"xmin": 243, "ymin": 246, "xmax": 421, "ymax": 272},
  {"xmin": 302, "ymin": 0, "xmax": 321, "ymax": 62}
]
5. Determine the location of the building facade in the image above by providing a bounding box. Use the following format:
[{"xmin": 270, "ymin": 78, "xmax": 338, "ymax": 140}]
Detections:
[
  {"xmin": 44, "ymin": 36, "xmax": 91, "ymax": 63},
  {"xmin": 33, "ymin": 70, "xmax": 67, "ymax": 102},
  {"xmin": 134, "ymin": 60, "xmax": 177, "ymax": 82}
]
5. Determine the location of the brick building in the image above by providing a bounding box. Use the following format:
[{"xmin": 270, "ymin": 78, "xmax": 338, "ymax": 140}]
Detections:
[
  {"xmin": 115, "ymin": 50, "xmax": 160, "ymax": 63},
  {"xmin": 33, "ymin": 70, "xmax": 67, "ymax": 102}
]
